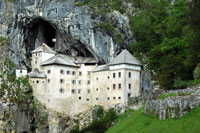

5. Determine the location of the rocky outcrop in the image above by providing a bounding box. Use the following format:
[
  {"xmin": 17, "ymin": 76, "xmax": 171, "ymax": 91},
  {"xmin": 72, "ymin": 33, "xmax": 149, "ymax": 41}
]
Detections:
[
  {"xmin": 0, "ymin": 0, "xmax": 134, "ymax": 67},
  {"xmin": 0, "ymin": 102, "xmax": 30, "ymax": 133},
  {"xmin": 145, "ymin": 89, "xmax": 200, "ymax": 120}
]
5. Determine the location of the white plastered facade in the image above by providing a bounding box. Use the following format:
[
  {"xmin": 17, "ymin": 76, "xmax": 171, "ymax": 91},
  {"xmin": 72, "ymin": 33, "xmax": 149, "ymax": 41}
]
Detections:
[{"xmin": 27, "ymin": 44, "xmax": 142, "ymax": 115}]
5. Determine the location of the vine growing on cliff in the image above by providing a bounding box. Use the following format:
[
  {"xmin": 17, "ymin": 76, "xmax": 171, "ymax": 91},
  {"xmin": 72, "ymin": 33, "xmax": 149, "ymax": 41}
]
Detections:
[{"xmin": 0, "ymin": 58, "xmax": 48, "ymax": 131}]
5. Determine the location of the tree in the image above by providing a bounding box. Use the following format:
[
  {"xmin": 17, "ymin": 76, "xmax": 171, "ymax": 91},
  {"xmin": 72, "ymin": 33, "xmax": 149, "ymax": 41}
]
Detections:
[{"xmin": 129, "ymin": 0, "xmax": 197, "ymax": 89}]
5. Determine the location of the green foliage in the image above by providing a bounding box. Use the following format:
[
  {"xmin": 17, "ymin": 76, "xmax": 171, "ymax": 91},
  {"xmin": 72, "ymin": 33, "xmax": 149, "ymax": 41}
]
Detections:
[
  {"xmin": 0, "ymin": 59, "xmax": 47, "ymax": 131},
  {"xmin": 0, "ymin": 37, "xmax": 7, "ymax": 42},
  {"xmin": 95, "ymin": 22, "xmax": 123, "ymax": 43},
  {"xmin": 75, "ymin": 0, "xmax": 126, "ymax": 14},
  {"xmin": 78, "ymin": 108, "xmax": 118, "ymax": 133},
  {"xmin": 107, "ymin": 106, "xmax": 200, "ymax": 133},
  {"xmin": 0, "ymin": 59, "xmax": 32, "ymax": 109},
  {"xmin": 157, "ymin": 92, "xmax": 193, "ymax": 100},
  {"xmin": 193, "ymin": 64, "xmax": 200, "ymax": 80},
  {"xmin": 173, "ymin": 78, "xmax": 200, "ymax": 89},
  {"xmin": 129, "ymin": 0, "xmax": 200, "ymax": 89},
  {"xmin": 96, "ymin": 105, "xmax": 104, "ymax": 118}
]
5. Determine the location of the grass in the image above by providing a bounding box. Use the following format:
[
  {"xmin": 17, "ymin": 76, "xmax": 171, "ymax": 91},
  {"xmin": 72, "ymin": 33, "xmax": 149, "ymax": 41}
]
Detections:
[
  {"xmin": 107, "ymin": 106, "xmax": 200, "ymax": 133},
  {"xmin": 157, "ymin": 92, "xmax": 193, "ymax": 100}
]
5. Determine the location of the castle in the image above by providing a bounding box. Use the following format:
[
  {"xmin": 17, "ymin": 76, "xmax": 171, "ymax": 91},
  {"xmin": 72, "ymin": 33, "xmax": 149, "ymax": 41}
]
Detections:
[{"xmin": 17, "ymin": 43, "xmax": 142, "ymax": 115}]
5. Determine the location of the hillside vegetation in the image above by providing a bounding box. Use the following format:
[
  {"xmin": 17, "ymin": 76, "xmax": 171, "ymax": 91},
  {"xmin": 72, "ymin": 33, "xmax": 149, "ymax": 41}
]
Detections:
[
  {"xmin": 107, "ymin": 106, "xmax": 200, "ymax": 133},
  {"xmin": 76, "ymin": 0, "xmax": 200, "ymax": 90},
  {"xmin": 130, "ymin": 0, "xmax": 200, "ymax": 90}
]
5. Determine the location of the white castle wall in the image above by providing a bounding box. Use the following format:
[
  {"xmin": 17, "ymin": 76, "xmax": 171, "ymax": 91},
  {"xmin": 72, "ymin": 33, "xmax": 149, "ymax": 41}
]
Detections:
[
  {"xmin": 29, "ymin": 49, "xmax": 142, "ymax": 115},
  {"xmin": 16, "ymin": 69, "xmax": 27, "ymax": 78}
]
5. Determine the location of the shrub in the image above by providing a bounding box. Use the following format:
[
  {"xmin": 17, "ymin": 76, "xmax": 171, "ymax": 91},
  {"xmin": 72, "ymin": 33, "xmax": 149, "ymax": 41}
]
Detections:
[
  {"xmin": 193, "ymin": 64, "xmax": 200, "ymax": 80},
  {"xmin": 80, "ymin": 108, "xmax": 117, "ymax": 133}
]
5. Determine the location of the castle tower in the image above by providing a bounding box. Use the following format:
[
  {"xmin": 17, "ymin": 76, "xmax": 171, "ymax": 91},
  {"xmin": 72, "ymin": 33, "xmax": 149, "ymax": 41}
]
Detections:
[
  {"xmin": 31, "ymin": 43, "xmax": 56, "ymax": 72},
  {"xmin": 108, "ymin": 49, "xmax": 142, "ymax": 105}
]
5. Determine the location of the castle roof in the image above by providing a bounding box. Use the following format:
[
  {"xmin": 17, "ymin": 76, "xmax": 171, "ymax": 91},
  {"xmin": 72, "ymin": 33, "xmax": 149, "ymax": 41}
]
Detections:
[
  {"xmin": 29, "ymin": 73, "xmax": 46, "ymax": 78},
  {"xmin": 93, "ymin": 64, "xmax": 109, "ymax": 72},
  {"xmin": 16, "ymin": 65, "xmax": 27, "ymax": 70},
  {"xmin": 72, "ymin": 56, "xmax": 98, "ymax": 64},
  {"xmin": 108, "ymin": 49, "xmax": 142, "ymax": 66},
  {"xmin": 29, "ymin": 68, "xmax": 46, "ymax": 78},
  {"xmin": 41, "ymin": 55, "xmax": 78, "ymax": 67},
  {"xmin": 31, "ymin": 43, "xmax": 56, "ymax": 54}
]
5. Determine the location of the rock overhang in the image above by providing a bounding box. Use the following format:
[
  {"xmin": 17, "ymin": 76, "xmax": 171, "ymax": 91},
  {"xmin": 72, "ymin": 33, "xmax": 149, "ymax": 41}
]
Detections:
[{"xmin": 6, "ymin": 0, "xmax": 133, "ymax": 68}]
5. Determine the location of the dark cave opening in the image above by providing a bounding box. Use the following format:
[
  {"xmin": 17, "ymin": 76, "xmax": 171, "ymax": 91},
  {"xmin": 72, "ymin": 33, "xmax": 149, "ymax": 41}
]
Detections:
[
  {"xmin": 43, "ymin": 20, "xmax": 56, "ymax": 48},
  {"xmin": 24, "ymin": 18, "xmax": 97, "ymax": 62},
  {"xmin": 25, "ymin": 18, "xmax": 57, "ymax": 50}
]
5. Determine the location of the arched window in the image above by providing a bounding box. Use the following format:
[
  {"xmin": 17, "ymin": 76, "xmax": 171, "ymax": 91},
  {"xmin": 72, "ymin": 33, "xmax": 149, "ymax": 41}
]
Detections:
[{"xmin": 33, "ymin": 68, "xmax": 40, "ymax": 74}]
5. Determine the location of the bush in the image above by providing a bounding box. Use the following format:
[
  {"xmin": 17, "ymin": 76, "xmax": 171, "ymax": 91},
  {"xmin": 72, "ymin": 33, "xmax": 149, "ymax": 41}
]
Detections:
[
  {"xmin": 193, "ymin": 64, "xmax": 200, "ymax": 80},
  {"xmin": 80, "ymin": 108, "xmax": 117, "ymax": 133}
]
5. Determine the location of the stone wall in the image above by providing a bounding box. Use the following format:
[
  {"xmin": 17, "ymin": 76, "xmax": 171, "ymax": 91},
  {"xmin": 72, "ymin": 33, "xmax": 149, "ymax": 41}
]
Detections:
[
  {"xmin": 0, "ymin": 102, "xmax": 30, "ymax": 133},
  {"xmin": 145, "ymin": 89, "xmax": 200, "ymax": 120}
]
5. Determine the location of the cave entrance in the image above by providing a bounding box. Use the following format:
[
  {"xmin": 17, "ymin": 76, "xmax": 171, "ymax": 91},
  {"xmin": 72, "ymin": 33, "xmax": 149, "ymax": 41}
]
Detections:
[
  {"xmin": 43, "ymin": 20, "xmax": 56, "ymax": 48},
  {"xmin": 25, "ymin": 18, "xmax": 97, "ymax": 61},
  {"xmin": 26, "ymin": 18, "xmax": 57, "ymax": 52}
]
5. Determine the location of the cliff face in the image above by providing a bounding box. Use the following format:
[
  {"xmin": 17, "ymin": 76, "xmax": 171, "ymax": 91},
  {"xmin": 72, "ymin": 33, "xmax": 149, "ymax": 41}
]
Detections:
[{"xmin": 0, "ymin": 0, "xmax": 133, "ymax": 67}]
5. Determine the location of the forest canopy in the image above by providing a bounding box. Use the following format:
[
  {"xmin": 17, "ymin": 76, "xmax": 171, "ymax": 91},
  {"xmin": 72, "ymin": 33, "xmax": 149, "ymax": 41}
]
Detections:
[{"xmin": 130, "ymin": 0, "xmax": 200, "ymax": 89}]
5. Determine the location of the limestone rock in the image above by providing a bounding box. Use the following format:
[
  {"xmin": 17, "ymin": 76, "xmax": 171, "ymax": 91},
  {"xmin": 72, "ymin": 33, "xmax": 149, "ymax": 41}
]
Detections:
[{"xmin": 0, "ymin": 0, "xmax": 134, "ymax": 67}]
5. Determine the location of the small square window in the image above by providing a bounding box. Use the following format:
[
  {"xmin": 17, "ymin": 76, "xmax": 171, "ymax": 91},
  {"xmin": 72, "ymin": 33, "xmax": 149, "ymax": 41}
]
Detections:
[
  {"xmin": 78, "ymin": 89, "xmax": 81, "ymax": 94},
  {"xmin": 37, "ymin": 80, "xmax": 39, "ymax": 83},
  {"xmin": 113, "ymin": 73, "xmax": 115, "ymax": 78},
  {"xmin": 129, "ymin": 72, "xmax": 131, "ymax": 78},
  {"xmin": 96, "ymin": 88, "xmax": 98, "ymax": 91},
  {"xmin": 87, "ymin": 89, "xmax": 90, "ymax": 94},
  {"xmin": 47, "ymin": 79, "xmax": 50, "ymax": 83},
  {"xmin": 60, "ymin": 70, "xmax": 64, "ymax": 74},
  {"xmin": 87, "ymin": 98, "xmax": 90, "ymax": 101},
  {"xmin": 113, "ymin": 97, "xmax": 116, "ymax": 100},
  {"xmin": 119, "ymin": 84, "xmax": 121, "ymax": 89},
  {"xmin": 88, "ymin": 80, "xmax": 91, "ymax": 85},
  {"xmin": 20, "ymin": 70, "xmax": 22, "ymax": 73},
  {"xmin": 96, "ymin": 78, "xmax": 98, "ymax": 80},
  {"xmin": 35, "ymin": 61, "xmax": 37, "ymax": 64},
  {"xmin": 79, "ymin": 72, "xmax": 82, "ymax": 76},
  {"xmin": 107, "ymin": 87, "xmax": 109, "ymax": 90},
  {"xmin": 72, "ymin": 80, "xmax": 76, "ymax": 84},
  {"xmin": 33, "ymin": 81, "xmax": 35, "ymax": 83},
  {"xmin": 96, "ymin": 98, "xmax": 98, "ymax": 100},
  {"xmin": 60, "ymin": 79, "xmax": 65, "ymax": 84},
  {"xmin": 47, "ymin": 70, "xmax": 51, "ymax": 74},
  {"xmin": 113, "ymin": 84, "xmax": 116, "ymax": 89},
  {"xmin": 78, "ymin": 80, "xmax": 81, "ymax": 85},
  {"xmin": 129, "ymin": 84, "xmax": 131, "ymax": 89},
  {"xmin": 79, "ymin": 96, "xmax": 81, "ymax": 100},
  {"xmin": 118, "ymin": 72, "xmax": 121, "ymax": 78},
  {"xmin": 118, "ymin": 97, "xmax": 121, "ymax": 100},
  {"xmin": 67, "ymin": 70, "xmax": 70, "ymax": 75},
  {"xmin": 72, "ymin": 89, "xmax": 75, "ymax": 94},
  {"xmin": 107, "ymin": 97, "xmax": 110, "ymax": 100},
  {"xmin": 72, "ymin": 71, "xmax": 76, "ymax": 75},
  {"xmin": 60, "ymin": 88, "xmax": 64, "ymax": 93},
  {"xmin": 108, "ymin": 76, "xmax": 110, "ymax": 79}
]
